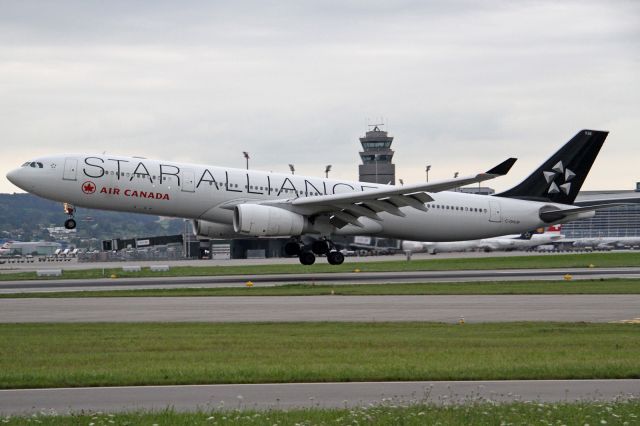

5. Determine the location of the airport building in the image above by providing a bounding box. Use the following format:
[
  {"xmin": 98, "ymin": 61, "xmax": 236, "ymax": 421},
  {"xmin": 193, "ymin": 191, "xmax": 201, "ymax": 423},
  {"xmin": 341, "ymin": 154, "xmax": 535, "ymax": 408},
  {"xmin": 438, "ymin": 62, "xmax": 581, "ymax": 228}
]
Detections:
[
  {"xmin": 565, "ymin": 189, "xmax": 640, "ymax": 238},
  {"xmin": 358, "ymin": 125, "xmax": 396, "ymax": 185}
]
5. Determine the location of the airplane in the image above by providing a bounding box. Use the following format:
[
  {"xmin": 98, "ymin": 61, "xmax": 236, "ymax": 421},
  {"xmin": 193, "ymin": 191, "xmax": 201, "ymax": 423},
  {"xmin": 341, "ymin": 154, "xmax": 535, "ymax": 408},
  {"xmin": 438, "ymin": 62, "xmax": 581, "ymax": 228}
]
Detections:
[
  {"xmin": 5, "ymin": 129, "xmax": 623, "ymax": 265},
  {"xmin": 563, "ymin": 235, "xmax": 640, "ymax": 250},
  {"xmin": 402, "ymin": 225, "xmax": 564, "ymax": 254}
]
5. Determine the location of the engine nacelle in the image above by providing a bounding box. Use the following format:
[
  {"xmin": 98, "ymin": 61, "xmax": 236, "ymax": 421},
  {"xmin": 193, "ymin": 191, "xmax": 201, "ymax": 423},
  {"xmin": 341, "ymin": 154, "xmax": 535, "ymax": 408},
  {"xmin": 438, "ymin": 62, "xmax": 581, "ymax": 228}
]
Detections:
[
  {"xmin": 233, "ymin": 204, "xmax": 305, "ymax": 237},
  {"xmin": 192, "ymin": 220, "xmax": 240, "ymax": 239}
]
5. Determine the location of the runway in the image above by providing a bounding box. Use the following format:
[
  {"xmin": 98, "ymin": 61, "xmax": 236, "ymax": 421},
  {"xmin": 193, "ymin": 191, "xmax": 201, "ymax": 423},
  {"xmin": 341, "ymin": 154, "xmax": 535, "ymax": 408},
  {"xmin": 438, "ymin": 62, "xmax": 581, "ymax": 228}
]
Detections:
[
  {"xmin": 2, "ymin": 267, "xmax": 640, "ymax": 294},
  {"xmin": 1, "ymin": 379, "xmax": 638, "ymax": 415},
  {"xmin": 1, "ymin": 294, "xmax": 638, "ymax": 323}
]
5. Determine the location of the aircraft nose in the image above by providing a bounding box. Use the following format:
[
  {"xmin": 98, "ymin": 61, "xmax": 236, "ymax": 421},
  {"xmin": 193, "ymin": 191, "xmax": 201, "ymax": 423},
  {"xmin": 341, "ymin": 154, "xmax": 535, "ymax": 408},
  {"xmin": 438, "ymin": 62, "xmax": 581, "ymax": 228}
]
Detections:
[{"xmin": 6, "ymin": 168, "xmax": 25, "ymax": 189}]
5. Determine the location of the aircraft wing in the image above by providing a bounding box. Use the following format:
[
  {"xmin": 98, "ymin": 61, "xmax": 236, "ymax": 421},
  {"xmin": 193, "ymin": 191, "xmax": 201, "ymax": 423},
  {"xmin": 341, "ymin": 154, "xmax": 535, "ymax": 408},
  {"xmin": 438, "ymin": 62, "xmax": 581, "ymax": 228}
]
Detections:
[{"xmin": 262, "ymin": 158, "xmax": 517, "ymax": 228}]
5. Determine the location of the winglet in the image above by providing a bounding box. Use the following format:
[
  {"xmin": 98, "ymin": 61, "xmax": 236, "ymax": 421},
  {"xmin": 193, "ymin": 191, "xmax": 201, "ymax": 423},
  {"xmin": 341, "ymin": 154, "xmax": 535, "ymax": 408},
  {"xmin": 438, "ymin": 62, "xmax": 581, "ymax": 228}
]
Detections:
[{"xmin": 486, "ymin": 158, "xmax": 517, "ymax": 176}]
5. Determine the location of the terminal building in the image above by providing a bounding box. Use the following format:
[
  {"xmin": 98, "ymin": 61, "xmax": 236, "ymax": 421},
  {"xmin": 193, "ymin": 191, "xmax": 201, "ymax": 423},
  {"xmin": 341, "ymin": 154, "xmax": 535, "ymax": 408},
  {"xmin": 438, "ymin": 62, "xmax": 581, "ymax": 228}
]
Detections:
[{"xmin": 565, "ymin": 189, "xmax": 640, "ymax": 238}]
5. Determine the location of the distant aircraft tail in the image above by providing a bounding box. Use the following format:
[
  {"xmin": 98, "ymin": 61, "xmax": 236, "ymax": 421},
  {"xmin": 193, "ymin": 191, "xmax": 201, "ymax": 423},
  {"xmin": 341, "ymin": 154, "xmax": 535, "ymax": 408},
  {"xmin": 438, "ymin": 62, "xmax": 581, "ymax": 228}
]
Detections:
[
  {"xmin": 496, "ymin": 130, "xmax": 608, "ymax": 205},
  {"xmin": 545, "ymin": 224, "xmax": 562, "ymax": 234},
  {"xmin": 518, "ymin": 224, "xmax": 562, "ymax": 240}
]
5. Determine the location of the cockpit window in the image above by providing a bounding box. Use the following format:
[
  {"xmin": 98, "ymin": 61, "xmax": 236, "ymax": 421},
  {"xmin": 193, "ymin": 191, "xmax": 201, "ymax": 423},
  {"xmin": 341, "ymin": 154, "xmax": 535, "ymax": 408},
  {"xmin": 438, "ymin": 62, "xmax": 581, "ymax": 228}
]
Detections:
[
  {"xmin": 37, "ymin": 162, "xmax": 43, "ymax": 168},
  {"xmin": 21, "ymin": 162, "xmax": 30, "ymax": 167},
  {"xmin": 26, "ymin": 162, "xmax": 44, "ymax": 169},
  {"xmin": 30, "ymin": 162, "xmax": 36, "ymax": 168}
]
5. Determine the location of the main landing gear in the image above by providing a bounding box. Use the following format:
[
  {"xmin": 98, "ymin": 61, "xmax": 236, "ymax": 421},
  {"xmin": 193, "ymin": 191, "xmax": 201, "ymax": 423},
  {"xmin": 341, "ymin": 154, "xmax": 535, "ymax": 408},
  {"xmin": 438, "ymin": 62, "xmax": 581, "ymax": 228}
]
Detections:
[
  {"xmin": 63, "ymin": 203, "xmax": 76, "ymax": 230},
  {"xmin": 284, "ymin": 238, "xmax": 345, "ymax": 266}
]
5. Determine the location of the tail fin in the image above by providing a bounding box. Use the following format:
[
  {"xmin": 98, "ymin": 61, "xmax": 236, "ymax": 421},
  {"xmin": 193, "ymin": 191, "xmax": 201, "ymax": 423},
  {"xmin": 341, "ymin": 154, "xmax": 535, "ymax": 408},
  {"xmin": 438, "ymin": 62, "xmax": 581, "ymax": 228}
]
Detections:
[
  {"xmin": 546, "ymin": 225, "xmax": 562, "ymax": 234},
  {"xmin": 496, "ymin": 130, "xmax": 608, "ymax": 204}
]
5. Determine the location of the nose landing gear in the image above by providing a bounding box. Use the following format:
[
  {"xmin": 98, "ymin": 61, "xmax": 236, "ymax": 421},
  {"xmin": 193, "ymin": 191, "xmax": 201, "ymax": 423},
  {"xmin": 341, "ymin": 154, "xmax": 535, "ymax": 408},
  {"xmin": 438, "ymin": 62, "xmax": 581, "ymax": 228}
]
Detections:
[{"xmin": 63, "ymin": 203, "xmax": 76, "ymax": 230}]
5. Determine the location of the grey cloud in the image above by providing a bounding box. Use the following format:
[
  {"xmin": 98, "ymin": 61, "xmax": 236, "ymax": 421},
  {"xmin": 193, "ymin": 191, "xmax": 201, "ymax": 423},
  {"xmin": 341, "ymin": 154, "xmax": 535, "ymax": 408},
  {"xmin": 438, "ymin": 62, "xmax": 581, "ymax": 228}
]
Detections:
[{"xmin": 0, "ymin": 0, "xmax": 638, "ymax": 192}]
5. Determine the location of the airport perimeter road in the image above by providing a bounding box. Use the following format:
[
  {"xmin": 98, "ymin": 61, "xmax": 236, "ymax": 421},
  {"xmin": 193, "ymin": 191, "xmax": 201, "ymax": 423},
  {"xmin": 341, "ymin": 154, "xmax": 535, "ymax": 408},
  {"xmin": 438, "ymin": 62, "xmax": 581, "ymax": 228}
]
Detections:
[
  {"xmin": 1, "ymin": 295, "xmax": 638, "ymax": 323},
  {"xmin": 3, "ymin": 267, "xmax": 640, "ymax": 294},
  {"xmin": 1, "ymin": 380, "xmax": 639, "ymax": 415}
]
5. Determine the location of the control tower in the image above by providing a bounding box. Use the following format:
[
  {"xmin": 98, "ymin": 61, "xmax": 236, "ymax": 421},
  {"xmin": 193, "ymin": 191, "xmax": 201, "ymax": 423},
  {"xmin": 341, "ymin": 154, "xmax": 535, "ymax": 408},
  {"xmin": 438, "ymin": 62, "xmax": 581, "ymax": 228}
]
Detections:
[{"xmin": 358, "ymin": 125, "xmax": 396, "ymax": 185}]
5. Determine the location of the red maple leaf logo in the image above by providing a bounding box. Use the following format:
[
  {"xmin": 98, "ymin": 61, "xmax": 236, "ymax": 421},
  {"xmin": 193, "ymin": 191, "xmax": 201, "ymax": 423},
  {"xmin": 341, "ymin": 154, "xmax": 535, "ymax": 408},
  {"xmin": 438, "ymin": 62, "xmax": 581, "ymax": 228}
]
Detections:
[{"xmin": 82, "ymin": 181, "xmax": 96, "ymax": 194}]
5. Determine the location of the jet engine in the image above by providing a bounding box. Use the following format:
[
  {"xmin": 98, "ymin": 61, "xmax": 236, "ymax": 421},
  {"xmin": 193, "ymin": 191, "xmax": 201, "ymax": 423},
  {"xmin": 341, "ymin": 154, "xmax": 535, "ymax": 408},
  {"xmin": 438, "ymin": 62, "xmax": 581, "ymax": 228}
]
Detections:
[
  {"xmin": 233, "ymin": 204, "xmax": 306, "ymax": 237},
  {"xmin": 192, "ymin": 220, "xmax": 240, "ymax": 239}
]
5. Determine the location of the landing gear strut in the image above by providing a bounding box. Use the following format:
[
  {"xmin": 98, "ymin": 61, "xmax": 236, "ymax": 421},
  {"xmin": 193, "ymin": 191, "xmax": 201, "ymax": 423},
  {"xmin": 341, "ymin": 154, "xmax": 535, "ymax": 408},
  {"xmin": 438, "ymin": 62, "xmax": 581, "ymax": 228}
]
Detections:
[{"xmin": 63, "ymin": 203, "xmax": 76, "ymax": 230}]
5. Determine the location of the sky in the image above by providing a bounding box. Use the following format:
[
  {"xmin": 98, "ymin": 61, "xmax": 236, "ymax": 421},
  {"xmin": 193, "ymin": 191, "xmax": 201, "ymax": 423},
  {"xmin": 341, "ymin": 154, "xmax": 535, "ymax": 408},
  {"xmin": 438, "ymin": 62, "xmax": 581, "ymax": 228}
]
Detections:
[{"xmin": 1, "ymin": 0, "xmax": 638, "ymax": 193}]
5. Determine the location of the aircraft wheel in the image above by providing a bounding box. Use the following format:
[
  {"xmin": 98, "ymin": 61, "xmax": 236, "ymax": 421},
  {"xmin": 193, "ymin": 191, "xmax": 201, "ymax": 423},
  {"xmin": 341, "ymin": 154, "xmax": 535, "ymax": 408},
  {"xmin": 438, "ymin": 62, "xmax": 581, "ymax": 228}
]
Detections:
[
  {"xmin": 299, "ymin": 251, "xmax": 316, "ymax": 266},
  {"xmin": 64, "ymin": 218, "xmax": 76, "ymax": 230},
  {"xmin": 327, "ymin": 251, "xmax": 344, "ymax": 265}
]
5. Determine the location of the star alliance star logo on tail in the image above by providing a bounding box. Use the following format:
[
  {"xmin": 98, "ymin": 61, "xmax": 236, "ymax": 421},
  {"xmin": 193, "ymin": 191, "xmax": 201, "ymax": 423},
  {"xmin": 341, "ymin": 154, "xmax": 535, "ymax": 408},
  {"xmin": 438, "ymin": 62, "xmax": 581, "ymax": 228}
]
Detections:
[{"xmin": 543, "ymin": 161, "xmax": 575, "ymax": 195}]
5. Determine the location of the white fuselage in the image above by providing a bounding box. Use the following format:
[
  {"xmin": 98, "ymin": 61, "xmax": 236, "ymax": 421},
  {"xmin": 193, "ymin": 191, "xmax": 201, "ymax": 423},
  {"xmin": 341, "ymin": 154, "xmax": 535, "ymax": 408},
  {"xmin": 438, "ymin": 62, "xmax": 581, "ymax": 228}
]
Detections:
[{"xmin": 7, "ymin": 154, "xmax": 578, "ymax": 241}]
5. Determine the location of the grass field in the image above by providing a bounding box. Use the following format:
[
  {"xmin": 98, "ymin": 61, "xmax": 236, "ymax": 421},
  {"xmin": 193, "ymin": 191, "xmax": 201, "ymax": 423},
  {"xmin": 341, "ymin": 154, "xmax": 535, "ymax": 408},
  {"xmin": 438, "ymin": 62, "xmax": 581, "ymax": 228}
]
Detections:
[
  {"xmin": 1, "ymin": 322, "xmax": 638, "ymax": 389},
  {"xmin": 1, "ymin": 252, "xmax": 639, "ymax": 281},
  {"xmin": 3, "ymin": 278, "xmax": 639, "ymax": 298},
  {"xmin": 3, "ymin": 401, "xmax": 640, "ymax": 425}
]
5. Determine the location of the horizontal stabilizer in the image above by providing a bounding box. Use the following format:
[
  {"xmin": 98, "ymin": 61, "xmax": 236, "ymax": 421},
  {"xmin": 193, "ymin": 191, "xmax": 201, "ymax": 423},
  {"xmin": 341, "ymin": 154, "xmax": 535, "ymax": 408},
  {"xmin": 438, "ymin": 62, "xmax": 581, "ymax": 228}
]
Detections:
[{"xmin": 539, "ymin": 203, "xmax": 629, "ymax": 223}]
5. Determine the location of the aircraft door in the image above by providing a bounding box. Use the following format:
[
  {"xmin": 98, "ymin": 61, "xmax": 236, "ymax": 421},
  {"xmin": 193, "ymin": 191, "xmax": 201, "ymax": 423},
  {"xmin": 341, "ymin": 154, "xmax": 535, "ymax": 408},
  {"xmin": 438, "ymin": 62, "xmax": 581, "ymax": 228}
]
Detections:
[
  {"xmin": 63, "ymin": 158, "xmax": 78, "ymax": 181},
  {"xmin": 489, "ymin": 199, "xmax": 502, "ymax": 223},
  {"xmin": 181, "ymin": 169, "xmax": 195, "ymax": 192}
]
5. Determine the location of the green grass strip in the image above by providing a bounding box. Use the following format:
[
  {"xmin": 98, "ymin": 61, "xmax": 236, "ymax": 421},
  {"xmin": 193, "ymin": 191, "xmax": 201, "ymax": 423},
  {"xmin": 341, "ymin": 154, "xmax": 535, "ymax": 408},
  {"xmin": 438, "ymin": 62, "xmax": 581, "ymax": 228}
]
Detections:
[
  {"xmin": 3, "ymin": 278, "xmax": 640, "ymax": 298},
  {"xmin": 0, "ymin": 322, "xmax": 638, "ymax": 389},
  {"xmin": 2, "ymin": 402, "xmax": 640, "ymax": 425},
  {"xmin": 1, "ymin": 252, "xmax": 639, "ymax": 281}
]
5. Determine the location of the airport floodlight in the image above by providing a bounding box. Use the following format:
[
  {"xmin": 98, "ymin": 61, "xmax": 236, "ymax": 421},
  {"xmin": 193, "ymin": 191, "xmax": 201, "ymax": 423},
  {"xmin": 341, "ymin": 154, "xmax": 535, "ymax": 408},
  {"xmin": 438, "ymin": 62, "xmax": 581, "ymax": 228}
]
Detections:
[
  {"xmin": 325, "ymin": 165, "xmax": 332, "ymax": 178},
  {"xmin": 426, "ymin": 165, "xmax": 431, "ymax": 182},
  {"xmin": 454, "ymin": 171, "xmax": 459, "ymax": 178},
  {"xmin": 399, "ymin": 178, "xmax": 404, "ymax": 186},
  {"xmin": 242, "ymin": 151, "xmax": 250, "ymax": 169},
  {"xmin": 289, "ymin": 164, "xmax": 295, "ymax": 174}
]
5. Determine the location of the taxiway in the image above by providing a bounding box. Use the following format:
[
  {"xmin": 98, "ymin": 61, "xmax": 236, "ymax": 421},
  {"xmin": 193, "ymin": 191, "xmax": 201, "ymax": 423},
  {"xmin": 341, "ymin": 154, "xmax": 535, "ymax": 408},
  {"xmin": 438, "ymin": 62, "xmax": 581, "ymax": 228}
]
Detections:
[{"xmin": 1, "ymin": 380, "xmax": 638, "ymax": 415}]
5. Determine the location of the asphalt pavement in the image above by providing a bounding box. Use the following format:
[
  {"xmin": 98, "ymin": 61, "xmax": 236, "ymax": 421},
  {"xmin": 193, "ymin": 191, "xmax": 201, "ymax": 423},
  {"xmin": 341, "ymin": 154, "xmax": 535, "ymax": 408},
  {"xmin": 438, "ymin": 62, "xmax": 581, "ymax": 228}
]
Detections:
[
  {"xmin": 1, "ymin": 294, "xmax": 638, "ymax": 323},
  {"xmin": 2, "ymin": 267, "xmax": 640, "ymax": 293},
  {"xmin": 1, "ymin": 380, "xmax": 639, "ymax": 415}
]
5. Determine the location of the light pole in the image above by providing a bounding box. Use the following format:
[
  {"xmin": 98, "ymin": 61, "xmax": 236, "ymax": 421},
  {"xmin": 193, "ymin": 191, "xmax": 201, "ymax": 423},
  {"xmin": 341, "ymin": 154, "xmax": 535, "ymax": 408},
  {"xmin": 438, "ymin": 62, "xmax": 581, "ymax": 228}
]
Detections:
[
  {"xmin": 289, "ymin": 164, "xmax": 295, "ymax": 175},
  {"xmin": 399, "ymin": 178, "xmax": 404, "ymax": 186},
  {"xmin": 454, "ymin": 171, "xmax": 459, "ymax": 192},
  {"xmin": 425, "ymin": 165, "xmax": 431, "ymax": 182},
  {"xmin": 325, "ymin": 165, "xmax": 332, "ymax": 178},
  {"xmin": 242, "ymin": 151, "xmax": 250, "ymax": 170}
]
